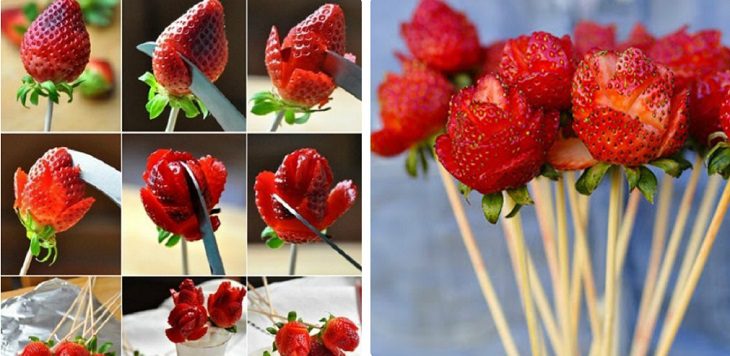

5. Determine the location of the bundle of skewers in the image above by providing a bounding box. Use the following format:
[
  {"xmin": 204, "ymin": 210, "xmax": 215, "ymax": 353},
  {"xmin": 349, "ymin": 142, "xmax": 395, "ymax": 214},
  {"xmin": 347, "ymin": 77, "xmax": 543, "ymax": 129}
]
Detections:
[{"xmin": 371, "ymin": 1, "xmax": 730, "ymax": 355}]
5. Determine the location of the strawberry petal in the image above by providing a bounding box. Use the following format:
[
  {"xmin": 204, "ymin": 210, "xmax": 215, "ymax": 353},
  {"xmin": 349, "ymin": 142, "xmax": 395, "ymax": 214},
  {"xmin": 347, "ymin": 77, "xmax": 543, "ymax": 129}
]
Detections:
[
  {"xmin": 13, "ymin": 168, "xmax": 27, "ymax": 210},
  {"xmin": 54, "ymin": 197, "xmax": 95, "ymax": 233},
  {"xmin": 321, "ymin": 180, "xmax": 358, "ymax": 228}
]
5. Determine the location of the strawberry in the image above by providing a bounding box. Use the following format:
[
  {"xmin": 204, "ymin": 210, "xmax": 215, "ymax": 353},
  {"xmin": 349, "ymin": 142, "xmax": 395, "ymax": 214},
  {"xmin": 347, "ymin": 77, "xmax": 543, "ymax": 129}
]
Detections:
[
  {"xmin": 152, "ymin": 0, "xmax": 227, "ymax": 96},
  {"xmin": 1, "ymin": 6, "xmax": 32, "ymax": 47},
  {"xmin": 572, "ymin": 48, "xmax": 689, "ymax": 167},
  {"xmin": 17, "ymin": 0, "xmax": 89, "ymax": 107},
  {"xmin": 20, "ymin": 0, "xmax": 89, "ymax": 83},
  {"xmin": 547, "ymin": 136, "xmax": 598, "ymax": 171},
  {"xmin": 309, "ymin": 337, "xmax": 344, "ymax": 356},
  {"xmin": 54, "ymin": 341, "xmax": 90, "ymax": 356},
  {"xmin": 401, "ymin": 0, "xmax": 480, "ymax": 72},
  {"xmin": 321, "ymin": 317, "xmax": 359, "ymax": 353},
  {"xmin": 255, "ymin": 149, "xmax": 357, "ymax": 244},
  {"xmin": 480, "ymin": 40, "xmax": 506, "ymax": 77},
  {"xmin": 14, "ymin": 147, "xmax": 95, "ymax": 264},
  {"xmin": 140, "ymin": 149, "xmax": 227, "ymax": 243},
  {"xmin": 435, "ymin": 74, "xmax": 559, "ymax": 195},
  {"xmin": 619, "ymin": 23, "xmax": 655, "ymax": 52},
  {"xmin": 499, "ymin": 31, "xmax": 575, "ymax": 109},
  {"xmin": 20, "ymin": 341, "xmax": 52, "ymax": 356},
  {"xmin": 262, "ymin": 4, "xmax": 354, "ymax": 109},
  {"xmin": 78, "ymin": 58, "xmax": 115, "ymax": 99},
  {"xmin": 648, "ymin": 27, "xmax": 728, "ymax": 90},
  {"xmin": 688, "ymin": 70, "xmax": 730, "ymax": 146},
  {"xmin": 722, "ymin": 93, "xmax": 730, "ymax": 136},
  {"xmin": 371, "ymin": 59, "xmax": 453, "ymax": 157},
  {"xmin": 573, "ymin": 20, "xmax": 616, "ymax": 57},
  {"xmin": 275, "ymin": 322, "xmax": 311, "ymax": 356}
]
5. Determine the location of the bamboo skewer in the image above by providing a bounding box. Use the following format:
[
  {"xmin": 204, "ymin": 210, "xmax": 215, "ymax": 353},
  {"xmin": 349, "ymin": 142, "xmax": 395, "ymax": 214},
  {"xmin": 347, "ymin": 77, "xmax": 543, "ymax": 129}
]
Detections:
[
  {"xmin": 616, "ymin": 191, "xmax": 642, "ymax": 271},
  {"xmin": 555, "ymin": 177, "xmax": 574, "ymax": 356},
  {"xmin": 629, "ymin": 159, "xmax": 702, "ymax": 356},
  {"xmin": 436, "ymin": 163, "xmax": 520, "ymax": 356},
  {"xmin": 598, "ymin": 167, "xmax": 623, "ymax": 356},
  {"xmin": 654, "ymin": 180, "xmax": 730, "ymax": 355},
  {"xmin": 529, "ymin": 179, "xmax": 562, "ymax": 315},
  {"xmin": 671, "ymin": 174, "xmax": 722, "ymax": 300}
]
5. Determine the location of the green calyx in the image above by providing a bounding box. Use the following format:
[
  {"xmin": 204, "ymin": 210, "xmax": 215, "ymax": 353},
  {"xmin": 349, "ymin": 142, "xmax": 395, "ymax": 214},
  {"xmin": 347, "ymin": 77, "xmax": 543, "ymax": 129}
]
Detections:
[
  {"xmin": 481, "ymin": 185, "xmax": 534, "ymax": 224},
  {"xmin": 17, "ymin": 211, "xmax": 58, "ymax": 265},
  {"xmin": 75, "ymin": 335, "xmax": 114, "ymax": 355},
  {"xmin": 577, "ymin": 161, "xmax": 669, "ymax": 203},
  {"xmin": 261, "ymin": 226, "xmax": 284, "ymax": 249},
  {"xmin": 17, "ymin": 76, "xmax": 81, "ymax": 108},
  {"xmin": 78, "ymin": 68, "xmax": 112, "ymax": 98},
  {"xmin": 157, "ymin": 226, "xmax": 182, "ymax": 248},
  {"xmin": 404, "ymin": 134, "xmax": 439, "ymax": 178},
  {"xmin": 576, "ymin": 162, "xmax": 612, "ymax": 196},
  {"xmin": 249, "ymin": 91, "xmax": 330, "ymax": 126},
  {"xmin": 139, "ymin": 72, "xmax": 208, "ymax": 120},
  {"xmin": 78, "ymin": 0, "xmax": 119, "ymax": 27},
  {"xmin": 706, "ymin": 140, "xmax": 730, "ymax": 179}
]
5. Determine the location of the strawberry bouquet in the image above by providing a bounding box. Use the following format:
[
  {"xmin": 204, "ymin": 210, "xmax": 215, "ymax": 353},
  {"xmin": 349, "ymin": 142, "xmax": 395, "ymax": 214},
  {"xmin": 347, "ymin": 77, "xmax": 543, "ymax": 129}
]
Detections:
[
  {"xmin": 138, "ymin": 0, "xmax": 228, "ymax": 132},
  {"xmin": 250, "ymin": 3, "xmax": 358, "ymax": 131},
  {"xmin": 165, "ymin": 279, "xmax": 245, "ymax": 356},
  {"xmin": 372, "ymin": 1, "xmax": 730, "ymax": 355}
]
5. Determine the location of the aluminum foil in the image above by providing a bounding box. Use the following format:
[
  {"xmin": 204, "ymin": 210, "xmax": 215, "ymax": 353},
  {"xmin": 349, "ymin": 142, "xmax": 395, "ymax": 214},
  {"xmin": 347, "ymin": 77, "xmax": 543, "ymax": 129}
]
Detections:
[{"xmin": 1, "ymin": 278, "xmax": 121, "ymax": 356}]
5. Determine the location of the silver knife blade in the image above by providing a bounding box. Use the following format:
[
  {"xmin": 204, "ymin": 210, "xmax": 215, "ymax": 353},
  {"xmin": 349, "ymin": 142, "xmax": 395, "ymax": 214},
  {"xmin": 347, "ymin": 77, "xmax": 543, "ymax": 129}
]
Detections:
[
  {"xmin": 180, "ymin": 162, "xmax": 226, "ymax": 275},
  {"xmin": 136, "ymin": 42, "xmax": 246, "ymax": 132},
  {"xmin": 322, "ymin": 50, "xmax": 362, "ymax": 100},
  {"xmin": 67, "ymin": 150, "xmax": 121, "ymax": 207}
]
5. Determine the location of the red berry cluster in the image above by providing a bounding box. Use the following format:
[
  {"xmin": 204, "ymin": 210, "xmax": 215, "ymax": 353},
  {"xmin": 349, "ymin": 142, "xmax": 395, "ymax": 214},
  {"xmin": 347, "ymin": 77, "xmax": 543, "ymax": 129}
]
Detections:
[
  {"xmin": 20, "ymin": 336, "xmax": 114, "ymax": 356},
  {"xmin": 266, "ymin": 312, "xmax": 359, "ymax": 356}
]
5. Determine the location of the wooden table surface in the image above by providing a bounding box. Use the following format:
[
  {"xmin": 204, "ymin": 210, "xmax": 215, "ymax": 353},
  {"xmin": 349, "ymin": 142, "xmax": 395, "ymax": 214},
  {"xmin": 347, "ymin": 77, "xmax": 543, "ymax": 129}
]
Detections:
[
  {"xmin": 1, "ymin": 277, "xmax": 121, "ymax": 319},
  {"xmin": 1, "ymin": 0, "xmax": 121, "ymax": 132},
  {"xmin": 248, "ymin": 242, "xmax": 362, "ymax": 276},
  {"xmin": 121, "ymin": 186, "xmax": 247, "ymax": 276},
  {"xmin": 247, "ymin": 76, "xmax": 362, "ymax": 132}
]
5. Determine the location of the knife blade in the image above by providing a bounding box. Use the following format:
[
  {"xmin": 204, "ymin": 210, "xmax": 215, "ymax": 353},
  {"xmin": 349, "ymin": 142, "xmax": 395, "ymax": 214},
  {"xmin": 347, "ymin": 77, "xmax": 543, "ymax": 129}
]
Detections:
[
  {"xmin": 322, "ymin": 50, "xmax": 362, "ymax": 100},
  {"xmin": 180, "ymin": 162, "xmax": 226, "ymax": 275},
  {"xmin": 68, "ymin": 150, "xmax": 121, "ymax": 207},
  {"xmin": 136, "ymin": 42, "xmax": 246, "ymax": 132}
]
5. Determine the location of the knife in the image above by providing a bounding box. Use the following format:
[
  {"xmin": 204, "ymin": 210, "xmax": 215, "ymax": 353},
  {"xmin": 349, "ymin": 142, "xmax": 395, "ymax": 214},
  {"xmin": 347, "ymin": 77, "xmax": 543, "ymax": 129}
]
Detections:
[
  {"xmin": 180, "ymin": 162, "xmax": 226, "ymax": 275},
  {"xmin": 137, "ymin": 42, "xmax": 246, "ymax": 132},
  {"xmin": 68, "ymin": 150, "xmax": 121, "ymax": 207},
  {"xmin": 322, "ymin": 50, "xmax": 362, "ymax": 100}
]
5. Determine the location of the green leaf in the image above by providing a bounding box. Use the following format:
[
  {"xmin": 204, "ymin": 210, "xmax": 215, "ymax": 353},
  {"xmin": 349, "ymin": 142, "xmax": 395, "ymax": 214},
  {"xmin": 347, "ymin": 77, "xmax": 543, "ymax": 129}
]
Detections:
[
  {"xmin": 251, "ymin": 102, "xmax": 278, "ymax": 116},
  {"xmin": 405, "ymin": 147, "xmax": 418, "ymax": 177},
  {"xmin": 576, "ymin": 162, "xmax": 612, "ymax": 195},
  {"xmin": 284, "ymin": 109, "xmax": 295, "ymax": 125},
  {"xmin": 649, "ymin": 157, "xmax": 692, "ymax": 178},
  {"xmin": 287, "ymin": 311, "xmax": 297, "ymax": 322},
  {"xmin": 30, "ymin": 90, "xmax": 39, "ymax": 106},
  {"xmin": 175, "ymin": 97, "xmax": 201, "ymax": 118},
  {"xmin": 264, "ymin": 351, "xmax": 272, "ymax": 356},
  {"xmin": 707, "ymin": 144, "xmax": 730, "ymax": 179},
  {"xmin": 505, "ymin": 204, "xmax": 523, "ymax": 219},
  {"xmin": 481, "ymin": 193, "xmax": 503, "ymax": 224},
  {"xmin": 458, "ymin": 182, "xmax": 472, "ymax": 204},
  {"xmin": 625, "ymin": 167, "xmax": 640, "ymax": 190},
  {"xmin": 22, "ymin": 3, "xmax": 39, "ymax": 22},
  {"xmin": 165, "ymin": 234, "xmax": 182, "ymax": 247},
  {"xmin": 138, "ymin": 72, "xmax": 158, "ymax": 88},
  {"xmin": 157, "ymin": 227, "xmax": 172, "ymax": 243},
  {"xmin": 541, "ymin": 163, "xmax": 560, "ymax": 180},
  {"xmin": 418, "ymin": 145, "xmax": 429, "ymax": 174},
  {"xmin": 266, "ymin": 327, "xmax": 278, "ymax": 335},
  {"xmin": 636, "ymin": 166, "xmax": 658, "ymax": 204},
  {"xmin": 196, "ymin": 98, "xmax": 209, "ymax": 118},
  {"xmin": 30, "ymin": 236, "xmax": 40, "ymax": 256},
  {"xmin": 146, "ymin": 95, "xmax": 169, "ymax": 119},
  {"xmin": 225, "ymin": 325, "xmax": 237, "ymax": 333},
  {"xmin": 506, "ymin": 186, "xmax": 533, "ymax": 206},
  {"xmin": 98, "ymin": 342, "xmax": 112, "ymax": 353},
  {"xmin": 294, "ymin": 112, "xmax": 311, "ymax": 124},
  {"xmin": 265, "ymin": 236, "xmax": 284, "ymax": 249},
  {"xmin": 451, "ymin": 72, "xmax": 473, "ymax": 89},
  {"xmin": 261, "ymin": 226, "xmax": 277, "ymax": 240}
]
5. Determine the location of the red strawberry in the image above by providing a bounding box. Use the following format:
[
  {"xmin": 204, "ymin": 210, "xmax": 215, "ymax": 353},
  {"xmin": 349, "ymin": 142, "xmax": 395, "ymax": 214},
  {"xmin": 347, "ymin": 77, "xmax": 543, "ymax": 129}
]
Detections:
[
  {"xmin": 435, "ymin": 74, "xmax": 559, "ymax": 195},
  {"xmin": 20, "ymin": 0, "xmax": 89, "ymax": 83},
  {"xmin": 573, "ymin": 20, "xmax": 616, "ymax": 57},
  {"xmin": 619, "ymin": 23, "xmax": 655, "ymax": 52},
  {"xmin": 275, "ymin": 322, "xmax": 311, "ymax": 356},
  {"xmin": 14, "ymin": 147, "xmax": 95, "ymax": 263},
  {"xmin": 571, "ymin": 48, "xmax": 689, "ymax": 166},
  {"xmin": 372, "ymin": 59, "xmax": 453, "ymax": 157},
  {"xmin": 254, "ymin": 149, "xmax": 357, "ymax": 244},
  {"xmin": 321, "ymin": 317, "xmax": 359, "ymax": 352},
  {"xmin": 547, "ymin": 136, "xmax": 598, "ymax": 171},
  {"xmin": 140, "ymin": 149, "xmax": 227, "ymax": 242},
  {"xmin": 500, "ymin": 31, "xmax": 575, "ymax": 109},
  {"xmin": 54, "ymin": 341, "xmax": 90, "ymax": 356},
  {"xmin": 1, "ymin": 7, "xmax": 29, "ymax": 47},
  {"xmin": 152, "ymin": 0, "xmax": 228, "ymax": 96},
  {"xmin": 648, "ymin": 27, "xmax": 728, "ymax": 90},
  {"xmin": 401, "ymin": 0, "xmax": 481, "ymax": 72},
  {"xmin": 20, "ymin": 341, "xmax": 52, "ymax": 356},
  {"xmin": 689, "ymin": 70, "xmax": 730, "ymax": 146},
  {"xmin": 309, "ymin": 337, "xmax": 344, "ymax": 356},
  {"xmin": 721, "ymin": 92, "xmax": 730, "ymax": 137},
  {"xmin": 79, "ymin": 58, "xmax": 115, "ymax": 98},
  {"xmin": 170, "ymin": 279, "xmax": 205, "ymax": 306},
  {"xmin": 165, "ymin": 302, "xmax": 208, "ymax": 343},
  {"xmin": 480, "ymin": 40, "xmax": 506, "ymax": 77},
  {"xmin": 265, "ymin": 4, "xmax": 353, "ymax": 108}
]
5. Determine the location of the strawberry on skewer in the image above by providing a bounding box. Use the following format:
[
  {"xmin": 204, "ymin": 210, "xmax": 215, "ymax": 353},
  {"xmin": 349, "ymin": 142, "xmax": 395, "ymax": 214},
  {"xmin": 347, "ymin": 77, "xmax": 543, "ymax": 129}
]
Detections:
[{"xmin": 139, "ymin": 0, "xmax": 228, "ymax": 131}]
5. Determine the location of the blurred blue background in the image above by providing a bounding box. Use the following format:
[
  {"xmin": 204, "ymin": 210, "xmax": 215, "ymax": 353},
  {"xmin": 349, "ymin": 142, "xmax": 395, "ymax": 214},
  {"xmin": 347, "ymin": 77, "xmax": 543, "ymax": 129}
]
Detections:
[{"xmin": 371, "ymin": 0, "xmax": 730, "ymax": 355}]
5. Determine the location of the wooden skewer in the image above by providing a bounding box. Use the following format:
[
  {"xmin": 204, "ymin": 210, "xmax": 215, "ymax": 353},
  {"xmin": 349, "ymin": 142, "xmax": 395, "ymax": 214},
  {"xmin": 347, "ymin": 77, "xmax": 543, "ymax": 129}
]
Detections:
[
  {"xmin": 629, "ymin": 159, "xmax": 702, "ymax": 356},
  {"xmin": 671, "ymin": 174, "xmax": 722, "ymax": 300},
  {"xmin": 601, "ymin": 167, "xmax": 623, "ymax": 356},
  {"xmin": 654, "ymin": 180, "xmax": 730, "ymax": 355},
  {"xmin": 529, "ymin": 179, "xmax": 562, "ymax": 314},
  {"xmin": 436, "ymin": 163, "xmax": 519, "ymax": 356},
  {"xmin": 632, "ymin": 175, "xmax": 674, "ymax": 341},
  {"xmin": 263, "ymin": 277, "xmax": 276, "ymax": 315},
  {"xmin": 616, "ymin": 191, "xmax": 642, "ymax": 271},
  {"xmin": 555, "ymin": 177, "xmax": 574, "ymax": 356}
]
